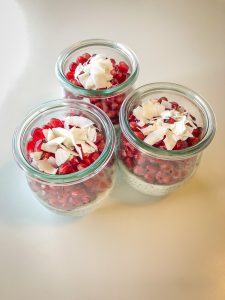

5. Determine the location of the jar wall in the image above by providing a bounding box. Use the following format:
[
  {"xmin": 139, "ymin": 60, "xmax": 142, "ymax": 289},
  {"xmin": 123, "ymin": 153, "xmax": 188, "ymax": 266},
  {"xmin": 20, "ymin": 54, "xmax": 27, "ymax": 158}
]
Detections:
[
  {"xmin": 27, "ymin": 155, "xmax": 116, "ymax": 215},
  {"xmin": 118, "ymin": 133, "xmax": 200, "ymax": 196},
  {"xmin": 56, "ymin": 39, "xmax": 139, "ymax": 125}
]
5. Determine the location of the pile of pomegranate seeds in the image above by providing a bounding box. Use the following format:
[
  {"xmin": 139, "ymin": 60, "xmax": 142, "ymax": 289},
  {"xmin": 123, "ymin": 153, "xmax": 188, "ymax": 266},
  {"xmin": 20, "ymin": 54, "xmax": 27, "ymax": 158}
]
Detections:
[
  {"xmin": 129, "ymin": 97, "xmax": 202, "ymax": 150},
  {"xmin": 27, "ymin": 116, "xmax": 105, "ymax": 175},
  {"xmin": 120, "ymin": 97, "xmax": 202, "ymax": 186},
  {"xmin": 66, "ymin": 53, "xmax": 129, "ymax": 90}
]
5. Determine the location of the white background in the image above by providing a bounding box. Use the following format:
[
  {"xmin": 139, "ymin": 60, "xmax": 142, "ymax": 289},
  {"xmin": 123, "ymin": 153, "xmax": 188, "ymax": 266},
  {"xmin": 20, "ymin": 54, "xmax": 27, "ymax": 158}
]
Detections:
[{"xmin": 0, "ymin": 0, "xmax": 225, "ymax": 299}]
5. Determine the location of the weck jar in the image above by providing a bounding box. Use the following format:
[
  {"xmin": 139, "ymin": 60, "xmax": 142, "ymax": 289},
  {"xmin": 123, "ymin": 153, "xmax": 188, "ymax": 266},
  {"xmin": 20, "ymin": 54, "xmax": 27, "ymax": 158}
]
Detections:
[
  {"xmin": 13, "ymin": 99, "xmax": 116, "ymax": 216},
  {"xmin": 118, "ymin": 83, "xmax": 216, "ymax": 197},
  {"xmin": 55, "ymin": 39, "xmax": 139, "ymax": 125}
]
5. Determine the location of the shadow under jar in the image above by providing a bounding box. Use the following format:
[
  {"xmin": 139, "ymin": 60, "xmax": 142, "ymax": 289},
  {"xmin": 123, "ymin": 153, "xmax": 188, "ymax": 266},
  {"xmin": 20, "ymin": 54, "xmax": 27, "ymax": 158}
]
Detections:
[
  {"xmin": 13, "ymin": 100, "xmax": 116, "ymax": 216},
  {"xmin": 118, "ymin": 83, "xmax": 216, "ymax": 197},
  {"xmin": 55, "ymin": 39, "xmax": 139, "ymax": 125}
]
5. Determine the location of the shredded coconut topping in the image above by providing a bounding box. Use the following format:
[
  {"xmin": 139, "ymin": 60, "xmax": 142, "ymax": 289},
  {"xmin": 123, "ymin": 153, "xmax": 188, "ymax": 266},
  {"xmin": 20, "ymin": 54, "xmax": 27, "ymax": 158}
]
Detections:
[
  {"xmin": 30, "ymin": 116, "xmax": 100, "ymax": 174},
  {"xmin": 133, "ymin": 99, "xmax": 198, "ymax": 150},
  {"xmin": 74, "ymin": 54, "xmax": 113, "ymax": 90}
]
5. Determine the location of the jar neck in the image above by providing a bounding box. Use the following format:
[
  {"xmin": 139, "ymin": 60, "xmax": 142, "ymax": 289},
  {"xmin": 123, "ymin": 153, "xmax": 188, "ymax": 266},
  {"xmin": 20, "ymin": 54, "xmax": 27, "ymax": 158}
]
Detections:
[
  {"xmin": 119, "ymin": 82, "xmax": 216, "ymax": 159},
  {"xmin": 13, "ymin": 99, "xmax": 116, "ymax": 184},
  {"xmin": 55, "ymin": 39, "xmax": 139, "ymax": 98}
]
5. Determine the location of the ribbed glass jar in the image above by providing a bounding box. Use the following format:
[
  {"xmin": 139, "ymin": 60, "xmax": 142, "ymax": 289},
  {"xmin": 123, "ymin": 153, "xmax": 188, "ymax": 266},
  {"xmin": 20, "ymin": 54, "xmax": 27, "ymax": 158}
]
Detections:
[
  {"xmin": 55, "ymin": 39, "xmax": 139, "ymax": 125},
  {"xmin": 118, "ymin": 83, "xmax": 216, "ymax": 197},
  {"xmin": 13, "ymin": 99, "xmax": 116, "ymax": 216}
]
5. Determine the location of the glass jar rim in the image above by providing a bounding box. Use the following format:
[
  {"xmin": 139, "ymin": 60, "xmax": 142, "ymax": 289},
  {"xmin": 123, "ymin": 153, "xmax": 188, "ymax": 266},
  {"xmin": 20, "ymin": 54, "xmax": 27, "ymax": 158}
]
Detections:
[
  {"xmin": 13, "ymin": 99, "xmax": 116, "ymax": 184},
  {"xmin": 119, "ymin": 82, "xmax": 216, "ymax": 159},
  {"xmin": 55, "ymin": 38, "xmax": 139, "ymax": 97}
]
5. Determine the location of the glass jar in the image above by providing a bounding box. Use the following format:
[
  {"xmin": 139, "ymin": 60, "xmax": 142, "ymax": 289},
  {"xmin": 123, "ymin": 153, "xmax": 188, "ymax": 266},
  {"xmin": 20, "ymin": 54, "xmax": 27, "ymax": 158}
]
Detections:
[
  {"xmin": 118, "ymin": 83, "xmax": 216, "ymax": 197},
  {"xmin": 55, "ymin": 39, "xmax": 139, "ymax": 125},
  {"xmin": 13, "ymin": 99, "xmax": 116, "ymax": 216}
]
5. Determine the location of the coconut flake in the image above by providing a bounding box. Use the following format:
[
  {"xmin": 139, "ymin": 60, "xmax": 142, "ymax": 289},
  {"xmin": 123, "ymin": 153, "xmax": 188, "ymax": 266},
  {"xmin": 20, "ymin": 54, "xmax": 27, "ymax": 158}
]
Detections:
[
  {"xmin": 55, "ymin": 148, "xmax": 70, "ymax": 166},
  {"xmin": 52, "ymin": 127, "xmax": 70, "ymax": 138},
  {"xmin": 70, "ymin": 127, "xmax": 87, "ymax": 143},
  {"xmin": 37, "ymin": 159, "xmax": 58, "ymax": 174},
  {"xmin": 87, "ymin": 126, "xmax": 97, "ymax": 142},
  {"xmin": 65, "ymin": 116, "xmax": 94, "ymax": 129},
  {"xmin": 43, "ymin": 129, "xmax": 56, "ymax": 142},
  {"xmin": 144, "ymin": 127, "xmax": 168, "ymax": 146},
  {"xmin": 60, "ymin": 144, "xmax": 78, "ymax": 156},
  {"xmin": 142, "ymin": 101, "xmax": 165, "ymax": 119},
  {"xmin": 164, "ymin": 130, "xmax": 178, "ymax": 150},
  {"xmin": 41, "ymin": 143, "xmax": 58, "ymax": 154},
  {"xmin": 30, "ymin": 151, "xmax": 43, "ymax": 161},
  {"xmin": 81, "ymin": 142, "xmax": 96, "ymax": 154},
  {"xmin": 48, "ymin": 156, "xmax": 57, "ymax": 168}
]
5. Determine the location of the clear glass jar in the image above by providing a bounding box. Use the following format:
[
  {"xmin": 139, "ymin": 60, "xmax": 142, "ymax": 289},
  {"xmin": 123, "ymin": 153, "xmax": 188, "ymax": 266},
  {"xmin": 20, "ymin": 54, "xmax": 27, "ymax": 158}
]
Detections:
[
  {"xmin": 118, "ymin": 83, "xmax": 216, "ymax": 197},
  {"xmin": 13, "ymin": 99, "xmax": 116, "ymax": 216},
  {"xmin": 55, "ymin": 39, "xmax": 139, "ymax": 125}
]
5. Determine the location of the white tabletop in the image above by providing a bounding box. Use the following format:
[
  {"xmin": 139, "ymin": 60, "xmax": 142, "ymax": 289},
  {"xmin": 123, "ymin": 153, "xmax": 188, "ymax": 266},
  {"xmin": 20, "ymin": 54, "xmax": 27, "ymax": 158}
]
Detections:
[{"xmin": 0, "ymin": 1, "xmax": 225, "ymax": 299}]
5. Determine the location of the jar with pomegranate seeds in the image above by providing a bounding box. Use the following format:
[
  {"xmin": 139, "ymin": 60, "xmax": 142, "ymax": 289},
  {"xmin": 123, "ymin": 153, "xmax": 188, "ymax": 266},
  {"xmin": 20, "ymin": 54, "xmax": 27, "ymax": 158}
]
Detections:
[
  {"xmin": 55, "ymin": 39, "xmax": 139, "ymax": 125},
  {"xmin": 118, "ymin": 83, "xmax": 216, "ymax": 197},
  {"xmin": 13, "ymin": 99, "xmax": 116, "ymax": 216}
]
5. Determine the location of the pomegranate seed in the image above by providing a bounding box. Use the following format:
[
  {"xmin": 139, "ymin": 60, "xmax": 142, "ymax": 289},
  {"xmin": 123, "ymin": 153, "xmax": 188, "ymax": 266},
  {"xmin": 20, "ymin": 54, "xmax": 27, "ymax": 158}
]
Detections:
[
  {"xmin": 91, "ymin": 152, "xmax": 100, "ymax": 162},
  {"xmin": 83, "ymin": 156, "xmax": 92, "ymax": 166},
  {"xmin": 171, "ymin": 102, "xmax": 179, "ymax": 110},
  {"xmin": 48, "ymin": 118, "xmax": 64, "ymax": 128},
  {"xmin": 66, "ymin": 71, "xmax": 74, "ymax": 80},
  {"xmin": 133, "ymin": 166, "xmax": 145, "ymax": 176},
  {"xmin": 82, "ymin": 53, "xmax": 91, "ymax": 62},
  {"xmin": 77, "ymin": 163, "xmax": 87, "ymax": 171},
  {"xmin": 69, "ymin": 62, "xmax": 78, "ymax": 72},
  {"xmin": 187, "ymin": 137, "xmax": 200, "ymax": 146},
  {"xmin": 174, "ymin": 140, "xmax": 188, "ymax": 150},
  {"xmin": 35, "ymin": 140, "xmax": 43, "ymax": 152},
  {"xmin": 76, "ymin": 55, "xmax": 86, "ymax": 65},
  {"xmin": 164, "ymin": 118, "xmax": 175, "ymax": 124},
  {"xmin": 134, "ymin": 131, "xmax": 145, "ymax": 140},
  {"xmin": 96, "ymin": 132, "xmax": 104, "ymax": 143},
  {"xmin": 41, "ymin": 152, "xmax": 51, "ymax": 159},
  {"xmin": 58, "ymin": 162, "xmax": 74, "ymax": 175},
  {"xmin": 27, "ymin": 140, "xmax": 36, "ymax": 153},
  {"xmin": 192, "ymin": 127, "xmax": 202, "ymax": 137},
  {"xmin": 42, "ymin": 124, "xmax": 52, "ymax": 129},
  {"xmin": 158, "ymin": 97, "xmax": 168, "ymax": 103},
  {"xmin": 129, "ymin": 121, "xmax": 138, "ymax": 131},
  {"xmin": 117, "ymin": 61, "xmax": 129, "ymax": 73},
  {"xmin": 110, "ymin": 58, "xmax": 116, "ymax": 66},
  {"xmin": 144, "ymin": 173, "xmax": 155, "ymax": 183},
  {"xmin": 70, "ymin": 157, "xmax": 80, "ymax": 166},
  {"xmin": 98, "ymin": 140, "xmax": 105, "ymax": 152},
  {"xmin": 31, "ymin": 127, "xmax": 45, "ymax": 140}
]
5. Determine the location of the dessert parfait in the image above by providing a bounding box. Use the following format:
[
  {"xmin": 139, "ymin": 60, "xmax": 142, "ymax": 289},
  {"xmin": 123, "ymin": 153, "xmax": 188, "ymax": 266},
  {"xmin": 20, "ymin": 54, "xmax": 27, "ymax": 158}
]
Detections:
[
  {"xmin": 13, "ymin": 100, "xmax": 116, "ymax": 216},
  {"xmin": 118, "ymin": 83, "xmax": 216, "ymax": 197},
  {"xmin": 56, "ymin": 39, "xmax": 139, "ymax": 125}
]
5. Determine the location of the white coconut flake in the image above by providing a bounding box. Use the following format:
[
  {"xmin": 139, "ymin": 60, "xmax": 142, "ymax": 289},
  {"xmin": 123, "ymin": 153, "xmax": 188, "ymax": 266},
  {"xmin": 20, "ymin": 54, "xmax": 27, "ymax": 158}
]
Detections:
[
  {"xmin": 70, "ymin": 127, "xmax": 87, "ymax": 143},
  {"xmin": 43, "ymin": 129, "xmax": 56, "ymax": 142},
  {"xmin": 30, "ymin": 151, "xmax": 43, "ymax": 161},
  {"xmin": 65, "ymin": 116, "xmax": 94, "ymax": 128},
  {"xmin": 47, "ymin": 137, "xmax": 65, "ymax": 146},
  {"xmin": 164, "ymin": 130, "xmax": 178, "ymax": 150},
  {"xmin": 60, "ymin": 144, "xmax": 78, "ymax": 156},
  {"xmin": 55, "ymin": 148, "xmax": 70, "ymax": 166},
  {"xmin": 48, "ymin": 156, "xmax": 57, "ymax": 168},
  {"xmin": 87, "ymin": 126, "xmax": 97, "ymax": 142},
  {"xmin": 37, "ymin": 159, "xmax": 58, "ymax": 175},
  {"xmin": 52, "ymin": 127, "xmax": 70, "ymax": 138},
  {"xmin": 172, "ymin": 116, "xmax": 187, "ymax": 136},
  {"xmin": 41, "ymin": 143, "xmax": 58, "ymax": 154},
  {"xmin": 144, "ymin": 127, "xmax": 168, "ymax": 146},
  {"xmin": 81, "ymin": 142, "xmax": 96, "ymax": 154},
  {"xmin": 142, "ymin": 101, "xmax": 165, "ymax": 119}
]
